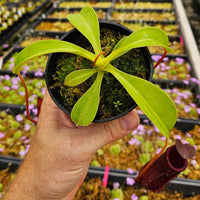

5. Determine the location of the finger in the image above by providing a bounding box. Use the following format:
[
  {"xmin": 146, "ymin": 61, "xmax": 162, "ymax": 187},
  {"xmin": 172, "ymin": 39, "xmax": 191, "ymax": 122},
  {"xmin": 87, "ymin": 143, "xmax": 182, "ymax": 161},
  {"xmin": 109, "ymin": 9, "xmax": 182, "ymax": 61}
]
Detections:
[{"xmin": 70, "ymin": 110, "xmax": 139, "ymax": 155}]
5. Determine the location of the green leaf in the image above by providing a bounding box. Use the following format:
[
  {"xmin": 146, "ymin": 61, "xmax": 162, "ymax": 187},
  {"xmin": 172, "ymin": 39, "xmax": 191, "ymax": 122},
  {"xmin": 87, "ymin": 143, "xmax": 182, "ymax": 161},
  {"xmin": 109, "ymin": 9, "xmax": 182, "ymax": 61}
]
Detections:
[
  {"xmin": 104, "ymin": 27, "xmax": 174, "ymax": 64},
  {"xmin": 64, "ymin": 69, "xmax": 98, "ymax": 86},
  {"xmin": 71, "ymin": 71, "xmax": 104, "ymax": 126},
  {"xmin": 106, "ymin": 64, "xmax": 177, "ymax": 138},
  {"xmin": 67, "ymin": 7, "xmax": 101, "ymax": 55},
  {"xmin": 13, "ymin": 40, "xmax": 96, "ymax": 74}
]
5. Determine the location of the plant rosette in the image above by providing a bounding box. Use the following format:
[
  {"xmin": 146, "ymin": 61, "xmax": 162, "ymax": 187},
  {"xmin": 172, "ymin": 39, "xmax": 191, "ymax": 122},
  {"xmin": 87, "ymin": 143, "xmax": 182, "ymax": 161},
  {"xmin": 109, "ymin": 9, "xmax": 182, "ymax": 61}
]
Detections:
[{"xmin": 13, "ymin": 7, "xmax": 177, "ymax": 140}]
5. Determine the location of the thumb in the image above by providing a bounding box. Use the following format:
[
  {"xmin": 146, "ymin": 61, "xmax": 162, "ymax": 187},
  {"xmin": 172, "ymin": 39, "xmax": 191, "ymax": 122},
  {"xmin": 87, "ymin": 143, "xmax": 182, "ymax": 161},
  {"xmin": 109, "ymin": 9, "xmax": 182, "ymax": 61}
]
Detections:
[{"xmin": 72, "ymin": 110, "xmax": 139, "ymax": 154}]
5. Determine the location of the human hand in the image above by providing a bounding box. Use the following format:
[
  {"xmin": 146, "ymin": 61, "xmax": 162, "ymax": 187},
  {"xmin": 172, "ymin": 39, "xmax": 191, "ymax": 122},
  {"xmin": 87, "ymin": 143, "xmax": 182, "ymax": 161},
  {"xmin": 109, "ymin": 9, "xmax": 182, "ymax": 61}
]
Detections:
[{"xmin": 4, "ymin": 90, "xmax": 139, "ymax": 200}]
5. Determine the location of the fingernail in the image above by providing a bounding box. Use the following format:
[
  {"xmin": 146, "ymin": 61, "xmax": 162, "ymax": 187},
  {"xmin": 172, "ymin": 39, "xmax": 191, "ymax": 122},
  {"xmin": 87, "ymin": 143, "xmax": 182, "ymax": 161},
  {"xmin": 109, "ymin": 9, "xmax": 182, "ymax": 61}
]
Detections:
[{"xmin": 120, "ymin": 111, "xmax": 139, "ymax": 131}]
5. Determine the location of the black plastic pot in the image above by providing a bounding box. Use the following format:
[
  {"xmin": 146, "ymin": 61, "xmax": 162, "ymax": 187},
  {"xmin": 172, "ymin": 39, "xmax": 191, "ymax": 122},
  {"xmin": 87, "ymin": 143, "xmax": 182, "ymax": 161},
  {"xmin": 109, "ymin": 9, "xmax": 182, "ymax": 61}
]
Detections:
[{"xmin": 45, "ymin": 20, "xmax": 153, "ymax": 123}]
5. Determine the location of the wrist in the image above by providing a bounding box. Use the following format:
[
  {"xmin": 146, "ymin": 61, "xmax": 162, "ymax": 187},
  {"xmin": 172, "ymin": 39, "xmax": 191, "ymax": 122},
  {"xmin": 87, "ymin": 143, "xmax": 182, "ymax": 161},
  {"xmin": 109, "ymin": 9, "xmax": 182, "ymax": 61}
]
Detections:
[
  {"xmin": 4, "ymin": 179, "xmax": 42, "ymax": 200},
  {"xmin": 3, "ymin": 161, "xmax": 43, "ymax": 200}
]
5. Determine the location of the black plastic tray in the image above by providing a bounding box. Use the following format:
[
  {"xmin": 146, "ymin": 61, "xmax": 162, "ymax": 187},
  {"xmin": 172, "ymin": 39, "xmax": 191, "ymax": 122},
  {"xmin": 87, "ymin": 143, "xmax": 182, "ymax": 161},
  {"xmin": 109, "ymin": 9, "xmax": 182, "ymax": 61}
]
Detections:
[
  {"xmin": 0, "ymin": 48, "xmax": 46, "ymax": 78},
  {"xmin": 140, "ymin": 113, "xmax": 200, "ymax": 132},
  {"xmin": 138, "ymin": 79, "xmax": 200, "ymax": 125},
  {"xmin": 118, "ymin": 20, "xmax": 180, "ymax": 36},
  {"xmin": 108, "ymin": 8, "xmax": 178, "ymax": 30},
  {"xmin": 14, "ymin": 30, "xmax": 65, "ymax": 50},
  {"xmin": 23, "ymin": 0, "xmax": 53, "ymax": 17},
  {"xmin": 1, "ymin": 2, "xmax": 18, "ymax": 9},
  {"xmin": 0, "ymin": 70, "xmax": 45, "ymax": 111},
  {"xmin": 0, "ymin": 100, "xmax": 199, "ymax": 133},
  {"xmin": 0, "ymin": 103, "xmax": 26, "ymax": 115},
  {"xmin": 110, "ymin": 18, "xmax": 178, "ymax": 26},
  {"xmin": 153, "ymin": 80, "xmax": 200, "ymax": 119},
  {"xmin": 57, "ymin": 0, "xmax": 114, "ymax": 9},
  {"xmin": 1, "ymin": 29, "xmax": 64, "ymax": 76},
  {"xmin": 0, "ymin": 157, "xmax": 200, "ymax": 197},
  {"xmin": 0, "ymin": 104, "xmax": 199, "ymax": 195},
  {"xmin": 0, "ymin": 69, "xmax": 199, "ymax": 122},
  {"xmin": 148, "ymin": 35, "xmax": 186, "ymax": 57},
  {"xmin": 29, "ymin": 18, "xmax": 73, "ymax": 33},
  {"xmin": 0, "ymin": 96, "xmax": 199, "ymax": 130},
  {"xmin": 0, "ymin": 155, "xmax": 21, "ymax": 172},
  {"xmin": 0, "ymin": 14, "xmax": 29, "ymax": 47},
  {"xmin": 151, "ymin": 52, "xmax": 198, "ymax": 83},
  {"xmin": 110, "ymin": 7, "xmax": 176, "ymax": 13},
  {"xmin": 113, "ymin": 0, "xmax": 173, "ymax": 2},
  {"xmin": 45, "ymin": 7, "xmax": 110, "ymax": 20},
  {"xmin": 0, "ymin": 99, "xmax": 200, "ymax": 132},
  {"xmin": 151, "ymin": 54, "xmax": 197, "ymax": 82},
  {"xmin": 44, "ymin": 9, "xmax": 180, "ymax": 37},
  {"xmin": 88, "ymin": 166, "xmax": 200, "ymax": 197},
  {"xmin": 112, "ymin": 0, "xmax": 174, "ymax": 12}
]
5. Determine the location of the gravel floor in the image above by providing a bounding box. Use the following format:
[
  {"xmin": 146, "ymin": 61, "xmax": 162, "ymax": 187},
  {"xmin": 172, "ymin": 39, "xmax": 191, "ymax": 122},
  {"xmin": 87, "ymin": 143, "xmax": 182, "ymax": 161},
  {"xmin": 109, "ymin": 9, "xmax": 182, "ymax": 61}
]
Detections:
[{"xmin": 181, "ymin": 0, "xmax": 200, "ymax": 52}]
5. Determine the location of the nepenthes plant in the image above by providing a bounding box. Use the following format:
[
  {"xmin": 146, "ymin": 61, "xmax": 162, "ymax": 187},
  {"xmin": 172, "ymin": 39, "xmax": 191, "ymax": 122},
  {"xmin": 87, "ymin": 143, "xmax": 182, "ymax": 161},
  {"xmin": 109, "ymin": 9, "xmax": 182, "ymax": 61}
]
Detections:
[{"xmin": 12, "ymin": 7, "xmax": 177, "ymax": 139}]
